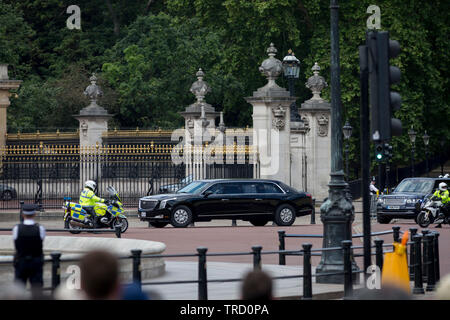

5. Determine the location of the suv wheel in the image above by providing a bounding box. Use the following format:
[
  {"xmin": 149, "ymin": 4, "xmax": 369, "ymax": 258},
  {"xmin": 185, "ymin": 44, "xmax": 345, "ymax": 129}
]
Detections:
[
  {"xmin": 274, "ymin": 204, "xmax": 296, "ymax": 226},
  {"xmin": 377, "ymin": 215, "xmax": 392, "ymax": 224},
  {"xmin": 170, "ymin": 205, "xmax": 193, "ymax": 228}
]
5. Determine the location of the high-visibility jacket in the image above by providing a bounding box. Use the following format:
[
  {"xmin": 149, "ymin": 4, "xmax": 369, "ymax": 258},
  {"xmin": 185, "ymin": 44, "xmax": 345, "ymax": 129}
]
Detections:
[
  {"xmin": 79, "ymin": 188, "xmax": 105, "ymax": 206},
  {"xmin": 433, "ymin": 189, "xmax": 450, "ymax": 204}
]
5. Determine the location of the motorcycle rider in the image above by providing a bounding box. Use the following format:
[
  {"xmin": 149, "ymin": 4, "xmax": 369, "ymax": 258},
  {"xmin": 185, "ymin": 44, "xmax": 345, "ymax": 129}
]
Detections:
[
  {"xmin": 433, "ymin": 182, "xmax": 450, "ymax": 228},
  {"xmin": 79, "ymin": 180, "xmax": 107, "ymax": 228}
]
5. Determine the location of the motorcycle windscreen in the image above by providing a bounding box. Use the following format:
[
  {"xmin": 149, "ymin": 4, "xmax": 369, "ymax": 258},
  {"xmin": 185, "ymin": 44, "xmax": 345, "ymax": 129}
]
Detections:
[
  {"xmin": 69, "ymin": 203, "xmax": 87, "ymax": 221},
  {"xmin": 107, "ymin": 186, "xmax": 121, "ymax": 202}
]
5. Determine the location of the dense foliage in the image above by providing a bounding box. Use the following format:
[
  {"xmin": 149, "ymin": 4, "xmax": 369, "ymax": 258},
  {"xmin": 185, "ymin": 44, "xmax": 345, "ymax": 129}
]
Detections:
[{"xmin": 1, "ymin": 0, "xmax": 448, "ymax": 176}]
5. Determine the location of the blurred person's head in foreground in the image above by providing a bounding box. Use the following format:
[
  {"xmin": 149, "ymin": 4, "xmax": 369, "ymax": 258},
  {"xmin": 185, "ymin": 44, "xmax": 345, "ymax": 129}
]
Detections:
[
  {"xmin": 241, "ymin": 270, "xmax": 273, "ymax": 300},
  {"xmin": 435, "ymin": 274, "xmax": 450, "ymax": 300},
  {"xmin": 0, "ymin": 281, "xmax": 30, "ymax": 300},
  {"xmin": 79, "ymin": 250, "xmax": 120, "ymax": 300}
]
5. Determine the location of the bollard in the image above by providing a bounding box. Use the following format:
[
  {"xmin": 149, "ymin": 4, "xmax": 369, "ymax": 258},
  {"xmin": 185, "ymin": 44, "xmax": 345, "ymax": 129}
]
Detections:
[
  {"xmin": 197, "ymin": 247, "xmax": 208, "ymax": 300},
  {"xmin": 433, "ymin": 232, "xmax": 440, "ymax": 282},
  {"xmin": 278, "ymin": 230, "xmax": 286, "ymax": 265},
  {"xmin": 252, "ymin": 246, "xmax": 262, "ymax": 270},
  {"xmin": 392, "ymin": 226, "xmax": 400, "ymax": 243},
  {"xmin": 115, "ymin": 225, "xmax": 121, "ymax": 238},
  {"xmin": 302, "ymin": 243, "xmax": 313, "ymax": 300},
  {"xmin": 425, "ymin": 233, "xmax": 436, "ymax": 292},
  {"xmin": 412, "ymin": 234, "xmax": 425, "ymax": 294},
  {"xmin": 421, "ymin": 229, "xmax": 430, "ymax": 281},
  {"xmin": 131, "ymin": 249, "xmax": 142, "ymax": 290},
  {"xmin": 310, "ymin": 199, "xmax": 316, "ymax": 224},
  {"xmin": 409, "ymin": 228, "xmax": 418, "ymax": 279},
  {"xmin": 51, "ymin": 252, "xmax": 61, "ymax": 291},
  {"xmin": 342, "ymin": 240, "xmax": 353, "ymax": 299},
  {"xmin": 19, "ymin": 201, "xmax": 24, "ymax": 223},
  {"xmin": 374, "ymin": 239, "xmax": 384, "ymax": 272}
]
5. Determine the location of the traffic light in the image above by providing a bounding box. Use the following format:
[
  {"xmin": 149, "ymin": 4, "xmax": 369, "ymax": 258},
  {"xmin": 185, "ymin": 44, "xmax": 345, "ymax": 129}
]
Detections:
[
  {"xmin": 375, "ymin": 143, "xmax": 384, "ymax": 162},
  {"xmin": 368, "ymin": 31, "xmax": 402, "ymax": 141},
  {"xmin": 383, "ymin": 142, "xmax": 393, "ymax": 161}
]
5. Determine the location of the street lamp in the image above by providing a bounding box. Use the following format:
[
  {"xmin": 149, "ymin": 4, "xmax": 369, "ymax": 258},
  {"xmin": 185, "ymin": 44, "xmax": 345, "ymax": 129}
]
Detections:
[
  {"xmin": 343, "ymin": 120, "xmax": 353, "ymax": 180},
  {"xmin": 282, "ymin": 49, "xmax": 303, "ymax": 127},
  {"xmin": 422, "ymin": 131, "xmax": 430, "ymax": 177},
  {"xmin": 316, "ymin": 0, "xmax": 357, "ymax": 284},
  {"xmin": 440, "ymin": 139, "xmax": 445, "ymax": 176},
  {"xmin": 408, "ymin": 126, "xmax": 416, "ymax": 177}
]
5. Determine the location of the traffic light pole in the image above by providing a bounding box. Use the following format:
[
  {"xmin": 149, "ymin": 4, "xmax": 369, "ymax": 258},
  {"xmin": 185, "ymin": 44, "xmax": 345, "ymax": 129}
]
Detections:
[{"xmin": 359, "ymin": 43, "xmax": 371, "ymax": 279}]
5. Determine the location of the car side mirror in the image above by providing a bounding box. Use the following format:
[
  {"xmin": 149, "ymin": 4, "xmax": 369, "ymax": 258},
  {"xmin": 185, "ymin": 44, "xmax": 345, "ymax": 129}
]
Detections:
[{"xmin": 203, "ymin": 190, "xmax": 213, "ymax": 198}]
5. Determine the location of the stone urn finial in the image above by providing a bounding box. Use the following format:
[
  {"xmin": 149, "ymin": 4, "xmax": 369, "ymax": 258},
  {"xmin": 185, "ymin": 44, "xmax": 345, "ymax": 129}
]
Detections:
[
  {"xmin": 259, "ymin": 43, "xmax": 283, "ymax": 83},
  {"xmin": 190, "ymin": 68, "xmax": 211, "ymax": 104},
  {"xmin": 306, "ymin": 62, "xmax": 328, "ymax": 101},
  {"xmin": 84, "ymin": 73, "xmax": 103, "ymax": 104}
]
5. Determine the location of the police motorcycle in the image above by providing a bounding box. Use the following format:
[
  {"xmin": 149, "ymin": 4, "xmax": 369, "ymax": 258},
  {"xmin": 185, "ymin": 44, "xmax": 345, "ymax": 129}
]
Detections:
[
  {"xmin": 63, "ymin": 186, "xmax": 128, "ymax": 234},
  {"xmin": 416, "ymin": 196, "xmax": 448, "ymax": 228}
]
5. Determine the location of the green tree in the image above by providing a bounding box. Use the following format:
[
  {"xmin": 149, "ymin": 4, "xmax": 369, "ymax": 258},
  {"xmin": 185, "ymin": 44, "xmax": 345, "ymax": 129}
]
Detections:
[{"xmin": 0, "ymin": 2, "xmax": 35, "ymax": 79}]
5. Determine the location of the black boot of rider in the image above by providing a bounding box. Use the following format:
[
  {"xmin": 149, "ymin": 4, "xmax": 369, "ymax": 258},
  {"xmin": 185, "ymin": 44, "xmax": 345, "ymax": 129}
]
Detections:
[
  {"xmin": 93, "ymin": 216, "xmax": 101, "ymax": 233},
  {"xmin": 436, "ymin": 224, "xmax": 442, "ymax": 228}
]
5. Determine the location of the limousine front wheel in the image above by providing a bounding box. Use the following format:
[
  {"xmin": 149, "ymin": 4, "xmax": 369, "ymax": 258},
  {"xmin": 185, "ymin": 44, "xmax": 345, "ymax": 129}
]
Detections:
[
  {"xmin": 274, "ymin": 204, "xmax": 296, "ymax": 226},
  {"xmin": 171, "ymin": 205, "xmax": 193, "ymax": 228}
]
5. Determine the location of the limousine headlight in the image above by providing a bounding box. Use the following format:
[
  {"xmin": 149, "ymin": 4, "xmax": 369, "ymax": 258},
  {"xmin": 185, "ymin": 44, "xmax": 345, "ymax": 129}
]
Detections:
[
  {"xmin": 406, "ymin": 199, "xmax": 418, "ymax": 204},
  {"xmin": 377, "ymin": 198, "xmax": 385, "ymax": 204},
  {"xmin": 159, "ymin": 198, "xmax": 176, "ymax": 209}
]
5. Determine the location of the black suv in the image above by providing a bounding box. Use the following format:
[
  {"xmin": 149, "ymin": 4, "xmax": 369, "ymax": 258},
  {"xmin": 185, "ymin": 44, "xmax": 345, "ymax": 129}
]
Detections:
[
  {"xmin": 377, "ymin": 177, "xmax": 450, "ymax": 224},
  {"xmin": 138, "ymin": 179, "xmax": 313, "ymax": 228}
]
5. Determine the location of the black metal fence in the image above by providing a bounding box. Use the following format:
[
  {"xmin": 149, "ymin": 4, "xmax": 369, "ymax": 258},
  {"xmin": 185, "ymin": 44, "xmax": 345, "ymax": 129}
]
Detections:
[
  {"xmin": 277, "ymin": 226, "xmax": 441, "ymax": 295},
  {"xmin": 0, "ymin": 225, "xmax": 440, "ymax": 299},
  {"xmin": 0, "ymin": 145, "xmax": 257, "ymax": 210}
]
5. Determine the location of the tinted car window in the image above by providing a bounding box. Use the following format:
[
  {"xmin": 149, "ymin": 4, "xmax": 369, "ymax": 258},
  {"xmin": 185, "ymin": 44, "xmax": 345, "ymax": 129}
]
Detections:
[
  {"xmin": 207, "ymin": 183, "xmax": 243, "ymax": 194},
  {"xmin": 241, "ymin": 183, "xmax": 258, "ymax": 193},
  {"xmin": 259, "ymin": 183, "xmax": 283, "ymax": 194}
]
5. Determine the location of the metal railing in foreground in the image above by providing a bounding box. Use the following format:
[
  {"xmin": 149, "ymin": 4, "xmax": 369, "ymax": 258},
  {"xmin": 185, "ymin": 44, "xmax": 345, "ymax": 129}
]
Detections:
[
  {"xmin": 0, "ymin": 226, "xmax": 439, "ymax": 300},
  {"xmin": 277, "ymin": 225, "xmax": 440, "ymax": 296}
]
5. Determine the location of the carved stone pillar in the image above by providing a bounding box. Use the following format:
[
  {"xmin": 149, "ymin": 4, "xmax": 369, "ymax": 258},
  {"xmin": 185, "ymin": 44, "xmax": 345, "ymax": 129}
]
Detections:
[
  {"xmin": 245, "ymin": 43, "xmax": 295, "ymax": 185},
  {"xmin": 299, "ymin": 63, "xmax": 332, "ymax": 201},
  {"xmin": 73, "ymin": 74, "xmax": 112, "ymax": 188},
  {"xmin": 0, "ymin": 64, "xmax": 22, "ymax": 149}
]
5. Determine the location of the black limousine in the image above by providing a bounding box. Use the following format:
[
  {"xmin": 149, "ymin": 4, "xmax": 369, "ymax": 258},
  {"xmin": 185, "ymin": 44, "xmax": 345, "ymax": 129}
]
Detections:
[{"xmin": 138, "ymin": 179, "xmax": 313, "ymax": 228}]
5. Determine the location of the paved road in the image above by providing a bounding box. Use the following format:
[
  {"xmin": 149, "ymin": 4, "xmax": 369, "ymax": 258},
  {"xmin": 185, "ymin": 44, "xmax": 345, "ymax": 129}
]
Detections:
[{"xmin": 1, "ymin": 213, "xmax": 447, "ymax": 276}]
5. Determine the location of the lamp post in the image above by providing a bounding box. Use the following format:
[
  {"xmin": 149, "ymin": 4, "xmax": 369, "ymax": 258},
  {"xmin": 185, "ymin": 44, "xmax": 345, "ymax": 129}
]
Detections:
[
  {"xmin": 282, "ymin": 49, "xmax": 303, "ymax": 127},
  {"xmin": 408, "ymin": 126, "xmax": 417, "ymax": 177},
  {"xmin": 440, "ymin": 139, "xmax": 445, "ymax": 176},
  {"xmin": 316, "ymin": 0, "xmax": 357, "ymax": 284},
  {"xmin": 343, "ymin": 120, "xmax": 353, "ymax": 180},
  {"xmin": 422, "ymin": 131, "xmax": 430, "ymax": 177}
]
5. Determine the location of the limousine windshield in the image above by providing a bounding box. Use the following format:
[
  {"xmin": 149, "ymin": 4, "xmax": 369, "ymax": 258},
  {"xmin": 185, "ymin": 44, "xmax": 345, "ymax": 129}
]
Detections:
[{"xmin": 176, "ymin": 181, "xmax": 208, "ymax": 194}]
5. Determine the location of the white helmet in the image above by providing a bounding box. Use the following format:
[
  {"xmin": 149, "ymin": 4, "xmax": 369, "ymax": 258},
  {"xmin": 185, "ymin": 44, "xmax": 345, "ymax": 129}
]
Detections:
[
  {"xmin": 439, "ymin": 182, "xmax": 448, "ymax": 191},
  {"xmin": 85, "ymin": 180, "xmax": 96, "ymax": 191}
]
